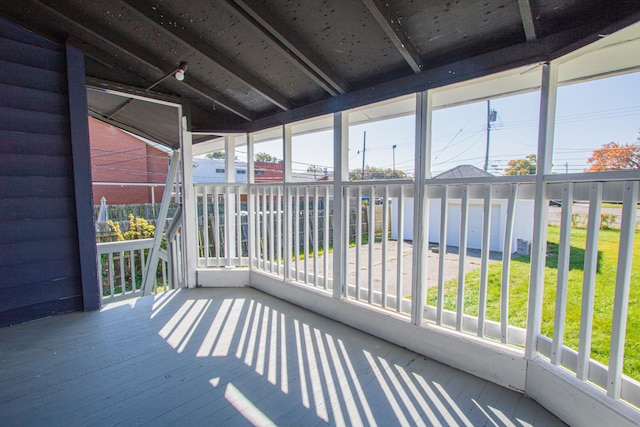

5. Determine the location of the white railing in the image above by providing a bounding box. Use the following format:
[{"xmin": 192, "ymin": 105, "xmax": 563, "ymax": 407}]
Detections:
[
  {"xmin": 421, "ymin": 177, "xmax": 536, "ymax": 344},
  {"xmin": 97, "ymin": 238, "xmax": 170, "ymax": 302},
  {"xmin": 251, "ymin": 183, "xmax": 334, "ymax": 293},
  {"xmin": 195, "ymin": 184, "xmax": 249, "ymax": 268},
  {"xmin": 194, "ymin": 172, "xmax": 640, "ymax": 410},
  {"xmin": 344, "ymin": 181, "xmax": 414, "ymax": 315},
  {"xmin": 537, "ymin": 175, "xmax": 640, "ymax": 408},
  {"xmin": 166, "ymin": 206, "xmax": 185, "ymax": 289}
]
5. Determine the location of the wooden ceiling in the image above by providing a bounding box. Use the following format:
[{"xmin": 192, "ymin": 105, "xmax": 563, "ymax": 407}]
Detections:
[{"xmin": 2, "ymin": 0, "xmax": 639, "ymax": 145}]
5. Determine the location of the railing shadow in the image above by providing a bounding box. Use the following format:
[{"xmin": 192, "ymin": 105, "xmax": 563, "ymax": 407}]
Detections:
[
  {"xmin": 138, "ymin": 288, "xmax": 557, "ymax": 425},
  {"xmin": 544, "ymin": 242, "xmax": 602, "ymax": 273},
  {"xmin": 0, "ymin": 288, "xmax": 562, "ymax": 425}
]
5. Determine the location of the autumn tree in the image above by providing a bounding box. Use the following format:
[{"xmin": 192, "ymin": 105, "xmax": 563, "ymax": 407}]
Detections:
[
  {"xmin": 586, "ymin": 142, "xmax": 640, "ymax": 172},
  {"xmin": 255, "ymin": 152, "xmax": 279, "ymax": 163},
  {"xmin": 504, "ymin": 154, "xmax": 536, "ymax": 176}
]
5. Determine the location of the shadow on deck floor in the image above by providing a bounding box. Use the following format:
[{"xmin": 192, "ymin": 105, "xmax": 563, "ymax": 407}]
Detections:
[{"xmin": 0, "ymin": 287, "xmax": 564, "ymax": 426}]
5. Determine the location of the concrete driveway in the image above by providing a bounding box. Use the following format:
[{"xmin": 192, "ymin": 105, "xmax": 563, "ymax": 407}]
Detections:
[{"xmin": 306, "ymin": 240, "xmax": 500, "ymax": 300}]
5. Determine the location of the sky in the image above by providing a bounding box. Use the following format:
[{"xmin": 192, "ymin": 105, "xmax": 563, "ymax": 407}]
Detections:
[{"xmin": 233, "ymin": 71, "xmax": 640, "ymax": 178}]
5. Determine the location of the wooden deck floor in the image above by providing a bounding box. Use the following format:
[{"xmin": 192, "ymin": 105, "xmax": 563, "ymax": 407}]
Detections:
[{"xmin": 0, "ymin": 287, "xmax": 564, "ymax": 426}]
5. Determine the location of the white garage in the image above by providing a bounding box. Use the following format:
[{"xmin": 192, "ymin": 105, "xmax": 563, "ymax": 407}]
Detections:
[{"xmin": 390, "ymin": 165, "xmax": 535, "ymax": 254}]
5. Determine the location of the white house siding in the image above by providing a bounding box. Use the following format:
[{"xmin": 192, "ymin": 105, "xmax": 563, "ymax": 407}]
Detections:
[
  {"xmin": 192, "ymin": 158, "xmax": 247, "ymax": 183},
  {"xmin": 391, "ymin": 198, "xmax": 534, "ymax": 254}
]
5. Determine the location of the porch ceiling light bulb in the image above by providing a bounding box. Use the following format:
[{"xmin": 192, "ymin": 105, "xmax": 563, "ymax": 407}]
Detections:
[{"xmin": 175, "ymin": 61, "xmax": 188, "ymax": 81}]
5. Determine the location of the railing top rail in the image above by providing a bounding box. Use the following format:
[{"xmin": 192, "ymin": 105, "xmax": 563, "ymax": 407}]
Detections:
[
  {"xmin": 250, "ymin": 181, "xmax": 334, "ymax": 188},
  {"xmin": 343, "ymin": 179, "xmax": 414, "ymax": 187},
  {"xmin": 544, "ymin": 170, "xmax": 640, "ymax": 183},
  {"xmin": 424, "ymin": 175, "xmax": 537, "ymax": 186},
  {"xmin": 96, "ymin": 238, "xmax": 155, "ymax": 254},
  {"xmin": 193, "ymin": 183, "xmax": 249, "ymax": 190}
]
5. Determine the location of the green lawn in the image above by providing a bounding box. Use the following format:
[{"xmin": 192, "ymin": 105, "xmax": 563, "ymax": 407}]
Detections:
[{"xmin": 426, "ymin": 225, "xmax": 640, "ymax": 380}]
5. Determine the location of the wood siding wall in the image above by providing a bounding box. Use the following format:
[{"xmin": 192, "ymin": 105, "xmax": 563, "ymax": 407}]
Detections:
[{"xmin": 0, "ymin": 17, "xmax": 87, "ymax": 325}]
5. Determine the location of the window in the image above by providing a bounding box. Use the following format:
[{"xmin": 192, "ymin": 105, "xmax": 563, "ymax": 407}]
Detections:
[
  {"xmin": 237, "ymin": 169, "xmax": 247, "ymax": 174},
  {"xmin": 215, "ymin": 168, "xmax": 225, "ymax": 173}
]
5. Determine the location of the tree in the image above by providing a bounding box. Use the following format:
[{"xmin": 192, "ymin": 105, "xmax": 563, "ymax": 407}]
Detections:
[
  {"xmin": 307, "ymin": 165, "xmax": 323, "ymax": 173},
  {"xmin": 504, "ymin": 154, "xmax": 536, "ymax": 176},
  {"xmin": 255, "ymin": 152, "xmax": 279, "ymax": 163},
  {"xmin": 586, "ymin": 142, "xmax": 640, "ymax": 172},
  {"xmin": 349, "ymin": 166, "xmax": 407, "ymax": 180},
  {"xmin": 205, "ymin": 151, "xmax": 225, "ymax": 159}
]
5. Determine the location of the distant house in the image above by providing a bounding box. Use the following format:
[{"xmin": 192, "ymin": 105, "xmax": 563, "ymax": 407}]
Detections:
[
  {"xmin": 391, "ymin": 165, "xmax": 534, "ymax": 253},
  {"xmin": 192, "ymin": 157, "xmax": 248, "ymax": 183},
  {"xmin": 193, "ymin": 158, "xmax": 327, "ymax": 183},
  {"xmin": 89, "ymin": 117, "xmax": 170, "ymax": 205}
]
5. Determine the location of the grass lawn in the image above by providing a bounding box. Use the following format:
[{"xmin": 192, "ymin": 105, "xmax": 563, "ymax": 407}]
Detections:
[{"xmin": 426, "ymin": 225, "xmax": 640, "ymax": 380}]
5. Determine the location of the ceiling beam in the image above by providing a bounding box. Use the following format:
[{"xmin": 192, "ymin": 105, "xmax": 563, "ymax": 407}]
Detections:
[
  {"xmin": 517, "ymin": 0, "xmax": 538, "ymax": 41},
  {"xmin": 19, "ymin": 0, "xmax": 254, "ymax": 121},
  {"xmin": 119, "ymin": 0, "xmax": 292, "ymax": 111},
  {"xmin": 240, "ymin": 23, "xmax": 616, "ymax": 133},
  {"xmin": 219, "ymin": 0, "xmax": 349, "ymax": 96},
  {"xmin": 361, "ymin": 0, "xmax": 422, "ymax": 73}
]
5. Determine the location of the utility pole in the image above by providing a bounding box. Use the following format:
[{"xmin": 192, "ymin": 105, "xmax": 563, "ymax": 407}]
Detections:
[
  {"xmin": 565, "ymin": 162, "xmax": 569, "ymax": 174},
  {"xmin": 484, "ymin": 100, "xmax": 497, "ymax": 172},
  {"xmin": 392, "ymin": 144, "xmax": 397, "ymax": 175},
  {"xmin": 361, "ymin": 131, "xmax": 367, "ymax": 180}
]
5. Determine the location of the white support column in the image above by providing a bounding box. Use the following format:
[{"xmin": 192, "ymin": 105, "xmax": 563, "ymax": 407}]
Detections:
[
  {"xmin": 247, "ymin": 133, "xmax": 255, "ymax": 267},
  {"xmin": 525, "ymin": 62, "xmax": 558, "ymax": 359},
  {"xmin": 332, "ymin": 111, "xmax": 349, "ymax": 299},
  {"xmin": 411, "ymin": 91, "xmax": 431, "ymax": 325},
  {"xmin": 283, "ymin": 124, "xmax": 292, "ymax": 183},
  {"xmin": 181, "ymin": 115, "xmax": 198, "ymax": 288},
  {"xmin": 225, "ymin": 135, "xmax": 236, "ymax": 183},
  {"xmin": 283, "ymin": 123, "xmax": 293, "ymax": 280},
  {"xmin": 247, "ymin": 133, "xmax": 255, "ymax": 184},
  {"xmin": 225, "ymin": 136, "xmax": 236, "ymax": 264}
]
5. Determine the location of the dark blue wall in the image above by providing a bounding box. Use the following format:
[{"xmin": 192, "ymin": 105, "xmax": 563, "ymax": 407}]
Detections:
[{"xmin": 0, "ymin": 17, "xmax": 98, "ymax": 326}]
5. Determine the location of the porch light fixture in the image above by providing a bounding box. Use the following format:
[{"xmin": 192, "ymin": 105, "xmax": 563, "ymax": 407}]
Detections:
[{"xmin": 174, "ymin": 61, "xmax": 188, "ymax": 81}]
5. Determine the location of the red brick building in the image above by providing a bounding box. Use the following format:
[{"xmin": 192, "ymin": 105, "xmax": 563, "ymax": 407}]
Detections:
[
  {"xmin": 89, "ymin": 117, "xmax": 170, "ymax": 205},
  {"xmin": 254, "ymin": 161, "xmax": 284, "ymax": 182}
]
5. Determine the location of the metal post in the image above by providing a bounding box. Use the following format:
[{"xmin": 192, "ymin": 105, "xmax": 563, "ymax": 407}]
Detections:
[
  {"xmin": 392, "ymin": 144, "xmax": 397, "ymax": 175},
  {"xmin": 361, "ymin": 131, "xmax": 366, "ymax": 180},
  {"xmin": 484, "ymin": 100, "xmax": 491, "ymax": 172}
]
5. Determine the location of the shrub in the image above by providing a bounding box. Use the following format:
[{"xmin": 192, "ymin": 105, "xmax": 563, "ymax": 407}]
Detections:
[
  {"xmin": 600, "ymin": 213, "xmax": 618, "ymax": 230},
  {"xmin": 123, "ymin": 214, "xmax": 155, "ymax": 240},
  {"xmin": 571, "ymin": 213, "xmax": 587, "ymax": 228},
  {"xmin": 107, "ymin": 220, "xmax": 124, "ymax": 241},
  {"xmin": 108, "ymin": 215, "xmax": 155, "ymax": 240}
]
